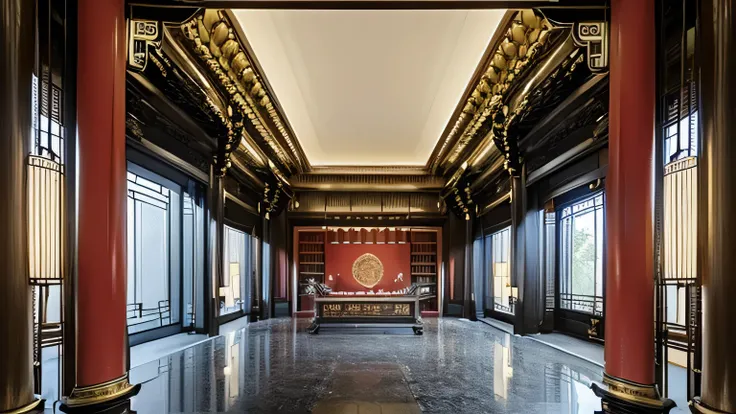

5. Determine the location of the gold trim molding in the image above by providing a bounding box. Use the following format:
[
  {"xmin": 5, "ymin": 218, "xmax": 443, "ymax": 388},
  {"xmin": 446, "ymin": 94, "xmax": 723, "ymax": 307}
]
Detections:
[
  {"xmin": 690, "ymin": 398, "xmax": 731, "ymax": 414},
  {"xmin": 599, "ymin": 373, "xmax": 668, "ymax": 408},
  {"xmin": 1, "ymin": 398, "xmax": 43, "ymax": 414},
  {"xmin": 180, "ymin": 9, "xmax": 305, "ymax": 173},
  {"xmin": 431, "ymin": 9, "xmax": 554, "ymax": 172},
  {"xmin": 63, "ymin": 374, "xmax": 137, "ymax": 408}
]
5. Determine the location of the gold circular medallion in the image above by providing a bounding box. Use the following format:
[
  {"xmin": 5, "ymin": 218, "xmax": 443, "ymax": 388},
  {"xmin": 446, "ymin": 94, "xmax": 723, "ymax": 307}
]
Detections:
[{"xmin": 352, "ymin": 253, "xmax": 384, "ymax": 288}]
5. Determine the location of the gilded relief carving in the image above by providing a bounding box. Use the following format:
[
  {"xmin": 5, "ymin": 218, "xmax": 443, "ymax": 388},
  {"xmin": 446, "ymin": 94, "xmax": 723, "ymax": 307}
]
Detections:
[
  {"xmin": 352, "ymin": 253, "xmax": 384, "ymax": 288},
  {"xmin": 432, "ymin": 10, "xmax": 555, "ymax": 172},
  {"xmin": 180, "ymin": 10, "xmax": 305, "ymax": 173},
  {"xmin": 321, "ymin": 302, "xmax": 412, "ymax": 318}
]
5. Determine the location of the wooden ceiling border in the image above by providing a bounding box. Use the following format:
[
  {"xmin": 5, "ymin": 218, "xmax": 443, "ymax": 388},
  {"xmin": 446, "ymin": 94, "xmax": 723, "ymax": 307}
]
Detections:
[
  {"xmin": 179, "ymin": 9, "xmax": 309, "ymax": 174},
  {"xmin": 430, "ymin": 10, "xmax": 561, "ymax": 176},
  {"xmin": 129, "ymin": 1, "xmax": 608, "ymax": 10},
  {"xmin": 426, "ymin": 10, "xmax": 516, "ymax": 174}
]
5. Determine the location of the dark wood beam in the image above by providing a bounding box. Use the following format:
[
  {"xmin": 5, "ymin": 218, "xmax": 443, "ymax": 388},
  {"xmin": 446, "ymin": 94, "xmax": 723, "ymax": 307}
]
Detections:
[
  {"xmin": 129, "ymin": 0, "xmax": 608, "ymax": 9},
  {"xmin": 519, "ymin": 73, "xmax": 608, "ymax": 151},
  {"xmin": 127, "ymin": 73, "xmax": 218, "ymax": 152},
  {"xmin": 225, "ymin": 10, "xmax": 311, "ymax": 172}
]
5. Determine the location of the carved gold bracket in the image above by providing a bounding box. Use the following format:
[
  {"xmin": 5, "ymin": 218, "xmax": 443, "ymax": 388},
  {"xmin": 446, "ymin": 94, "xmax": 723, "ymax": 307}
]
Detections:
[
  {"xmin": 128, "ymin": 20, "xmax": 162, "ymax": 72},
  {"xmin": 573, "ymin": 22, "xmax": 609, "ymax": 73}
]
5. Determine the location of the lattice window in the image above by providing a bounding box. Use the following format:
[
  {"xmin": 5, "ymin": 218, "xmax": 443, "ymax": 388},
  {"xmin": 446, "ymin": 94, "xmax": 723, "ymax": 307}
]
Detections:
[{"xmin": 558, "ymin": 192, "xmax": 604, "ymax": 316}]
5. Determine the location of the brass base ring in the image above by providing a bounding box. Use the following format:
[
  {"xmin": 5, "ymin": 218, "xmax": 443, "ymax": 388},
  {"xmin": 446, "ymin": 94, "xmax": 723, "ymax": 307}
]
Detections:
[
  {"xmin": 690, "ymin": 398, "xmax": 733, "ymax": 414},
  {"xmin": 591, "ymin": 373, "xmax": 676, "ymax": 413},
  {"xmin": 60, "ymin": 373, "xmax": 140, "ymax": 411},
  {"xmin": 0, "ymin": 398, "xmax": 44, "ymax": 414}
]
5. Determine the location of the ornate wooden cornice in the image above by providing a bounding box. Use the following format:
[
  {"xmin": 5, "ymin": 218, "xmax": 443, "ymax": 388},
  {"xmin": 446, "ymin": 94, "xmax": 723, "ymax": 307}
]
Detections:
[
  {"xmin": 305, "ymin": 165, "xmax": 430, "ymax": 176},
  {"xmin": 128, "ymin": 1, "xmax": 608, "ymax": 10},
  {"xmin": 428, "ymin": 9, "xmax": 558, "ymax": 174},
  {"xmin": 178, "ymin": 9, "xmax": 309, "ymax": 174},
  {"xmin": 290, "ymin": 191, "xmax": 442, "ymax": 217},
  {"xmin": 436, "ymin": 8, "xmax": 609, "ymax": 221},
  {"xmin": 126, "ymin": 12, "xmax": 309, "ymax": 210},
  {"xmin": 291, "ymin": 173, "xmax": 444, "ymax": 192}
]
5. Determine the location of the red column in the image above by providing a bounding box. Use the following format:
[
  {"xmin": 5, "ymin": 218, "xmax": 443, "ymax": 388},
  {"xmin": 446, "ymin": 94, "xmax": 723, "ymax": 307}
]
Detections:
[
  {"xmin": 63, "ymin": 0, "xmax": 138, "ymax": 407},
  {"xmin": 594, "ymin": 0, "xmax": 672, "ymax": 411}
]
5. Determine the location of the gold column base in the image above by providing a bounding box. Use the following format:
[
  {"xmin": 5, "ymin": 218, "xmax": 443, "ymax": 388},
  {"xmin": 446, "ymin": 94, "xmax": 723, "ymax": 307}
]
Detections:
[
  {"xmin": 0, "ymin": 398, "xmax": 44, "ymax": 414},
  {"xmin": 690, "ymin": 398, "xmax": 733, "ymax": 414},
  {"xmin": 61, "ymin": 374, "xmax": 140, "ymax": 411},
  {"xmin": 591, "ymin": 373, "xmax": 676, "ymax": 413}
]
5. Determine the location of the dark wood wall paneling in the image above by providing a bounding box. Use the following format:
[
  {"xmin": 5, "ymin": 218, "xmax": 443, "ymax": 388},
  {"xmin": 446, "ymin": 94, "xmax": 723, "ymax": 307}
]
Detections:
[
  {"xmin": 444, "ymin": 212, "xmax": 468, "ymax": 316},
  {"xmin": 270, "ymin": 210, "xmax": 290, "ymax": 316},
  {"xmin": 514, "ymin": 146, "xmax": 608, "ymax": 337},
  {"xmin": 467, "ymin": 144, "xmax": 609, "ymax": 334}
]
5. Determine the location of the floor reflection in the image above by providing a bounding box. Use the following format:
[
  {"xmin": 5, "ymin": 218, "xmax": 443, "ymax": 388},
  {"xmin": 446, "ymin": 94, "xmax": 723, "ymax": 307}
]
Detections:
[{"xmin": 129, "ymin": 318, "xmax": 605, "ymax": 413}]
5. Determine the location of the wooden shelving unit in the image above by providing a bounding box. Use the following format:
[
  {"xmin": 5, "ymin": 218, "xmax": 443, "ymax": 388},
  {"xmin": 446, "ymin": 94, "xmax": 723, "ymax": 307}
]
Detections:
[
  {"xmin": 410, "ymin": 231, "xmax": 439, "ymax": 312},
  {"xmin": 297, "ymin": 231, "xmax": 325, "ymax": 312}
]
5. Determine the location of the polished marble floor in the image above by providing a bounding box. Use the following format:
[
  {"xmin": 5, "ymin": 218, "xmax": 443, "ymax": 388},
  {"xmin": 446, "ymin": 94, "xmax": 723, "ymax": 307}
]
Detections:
[{"xmin": 127, "ymin": 318, "xmax": 619, "ymax": 413}]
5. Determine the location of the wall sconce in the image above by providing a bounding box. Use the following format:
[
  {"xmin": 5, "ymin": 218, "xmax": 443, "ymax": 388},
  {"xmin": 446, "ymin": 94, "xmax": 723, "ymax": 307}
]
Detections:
[{"xmin": 28, "ymin": 156, "xmax": 65, "ymax": 283}]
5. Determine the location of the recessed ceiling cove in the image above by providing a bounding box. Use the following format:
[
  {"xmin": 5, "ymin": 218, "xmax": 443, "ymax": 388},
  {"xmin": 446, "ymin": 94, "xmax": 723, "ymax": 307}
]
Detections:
[{"xmin": 233, "ymin": 9, "xmax": 505, "ymax": 166}]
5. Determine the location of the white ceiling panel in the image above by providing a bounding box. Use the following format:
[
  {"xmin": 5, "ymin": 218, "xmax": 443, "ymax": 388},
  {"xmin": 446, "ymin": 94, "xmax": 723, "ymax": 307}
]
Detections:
[{"xmin": 233, "ymin": 9, "xmax": 505, "ymax": 166}]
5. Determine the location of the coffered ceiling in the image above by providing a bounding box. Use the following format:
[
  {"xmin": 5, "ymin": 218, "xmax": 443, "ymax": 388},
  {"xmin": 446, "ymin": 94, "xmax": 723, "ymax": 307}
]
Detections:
[{"xmin": 232, "ymin": 9, "xmax": 505, "ymax": 166}]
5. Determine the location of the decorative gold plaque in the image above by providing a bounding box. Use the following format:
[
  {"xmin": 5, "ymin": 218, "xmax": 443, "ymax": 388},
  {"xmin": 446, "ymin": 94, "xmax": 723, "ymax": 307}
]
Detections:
[{"xmin": 352, "ymin": 253, "xmax": 384, "ymax": 288}]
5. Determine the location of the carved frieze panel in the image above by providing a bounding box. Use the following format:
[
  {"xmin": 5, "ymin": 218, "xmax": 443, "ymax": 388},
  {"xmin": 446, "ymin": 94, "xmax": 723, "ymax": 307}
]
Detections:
[
  {"xmin": 430, "ymin": 10, "xmax": 562, "ymax": 173},
  {"xmin": 128, "ymin": 20, "xmax": 162, "ymax": 72},
  {"xmin": 178, "ymin": 9, "xmax": 308, "ymax": 174},
  {"xmin": 573, "ymin": 22, "xmax": 609, "ymax": 73}
]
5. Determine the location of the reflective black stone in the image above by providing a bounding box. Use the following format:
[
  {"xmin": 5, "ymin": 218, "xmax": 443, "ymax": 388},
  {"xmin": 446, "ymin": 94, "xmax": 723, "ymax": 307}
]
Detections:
[{"xmin": 129, "ymin": 318, "xmax": 610, "ymax": 413}]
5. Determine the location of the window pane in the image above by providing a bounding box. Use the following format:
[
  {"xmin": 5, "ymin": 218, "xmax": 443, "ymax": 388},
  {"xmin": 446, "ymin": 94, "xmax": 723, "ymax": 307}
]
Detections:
[
  {"xmin": 126, "ymin": 167, "xmax": 178, "ymax": 334},
  {"xmin": 484, "ymin": 234, "xmax": 493, "ymax": 310},
  {"xmin": 492, "ymin": 227, "xmax": 513, "ymax": 314},
  {"xmin": 221, "ymin": 226, "xmax": 247, "ymax": 316},
  {"xmin": 559, "ymin": 192, "xmax": 605, "ymax": 315},
  {"xmin": 572, "ymin": 210, "xmax": 596, "ymax": 298},
  {"xmin": 182, "ymin": 193, "xmax": 195, "ymax": 327}
]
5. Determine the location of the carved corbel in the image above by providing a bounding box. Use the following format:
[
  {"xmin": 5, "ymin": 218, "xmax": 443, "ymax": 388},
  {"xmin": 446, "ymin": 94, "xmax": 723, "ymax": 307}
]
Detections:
[
  {"xmin": 128, "ymin": 20, "xmax": 162, "ymax": 72},
  {"xmin": 572, "ymin": 22, "xmax": 609, "ymax": 73}
]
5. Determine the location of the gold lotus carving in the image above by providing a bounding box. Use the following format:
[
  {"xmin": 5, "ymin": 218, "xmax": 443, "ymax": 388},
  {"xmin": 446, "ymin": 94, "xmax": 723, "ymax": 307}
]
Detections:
[{"xmin": 352, "ymin": 253, "xmax": 384, "ymax": 288}]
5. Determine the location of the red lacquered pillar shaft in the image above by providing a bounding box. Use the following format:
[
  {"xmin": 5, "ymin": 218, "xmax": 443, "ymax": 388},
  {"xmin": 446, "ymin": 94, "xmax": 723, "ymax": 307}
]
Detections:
[
  {"xmin": 64, "ymin": 0, "xmax": 137, "ymax": 407},
  {"xmin": 597, "ymin": 0, "xmax": 672, "ymax": 409},
  {"xmin": 605, "ymin": 0, "xmax": 656, "ymax": 384}
]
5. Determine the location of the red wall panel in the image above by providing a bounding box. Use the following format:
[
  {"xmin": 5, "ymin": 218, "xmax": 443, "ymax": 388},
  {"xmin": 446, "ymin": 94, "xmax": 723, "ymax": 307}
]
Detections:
[{"xmin": 325, "ymin": 244, "xmax": 411, "ymax": 292}]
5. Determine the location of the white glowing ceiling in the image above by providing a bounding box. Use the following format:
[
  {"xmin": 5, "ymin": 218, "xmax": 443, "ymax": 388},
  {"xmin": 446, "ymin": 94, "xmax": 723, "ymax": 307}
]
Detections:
[{"xmin": 233, "ymin": 9, "xmax": 505, "ymax": 166}]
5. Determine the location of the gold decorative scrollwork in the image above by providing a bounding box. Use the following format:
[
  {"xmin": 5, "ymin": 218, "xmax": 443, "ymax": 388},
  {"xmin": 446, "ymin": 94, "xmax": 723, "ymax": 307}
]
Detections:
[
  {"xmin": 587, "ymin": 317, "xmax": 600, "ymax": 338},
  {"xmin": 352, "ymin": 253, "xmax": 384, "ymax": 288}
]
